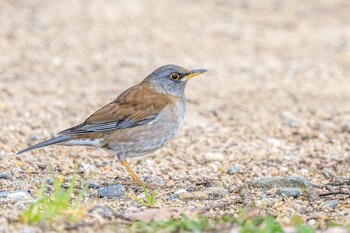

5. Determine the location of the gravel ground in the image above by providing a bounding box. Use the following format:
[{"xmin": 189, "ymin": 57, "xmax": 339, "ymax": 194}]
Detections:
[{"xmin": 1, "ymin": 0, "xmax": 350, "ymax": 232}]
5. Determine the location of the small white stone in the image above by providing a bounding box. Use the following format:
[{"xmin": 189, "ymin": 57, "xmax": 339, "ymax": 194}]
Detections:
[
  {"xmin": 174, "ymin": 189, "xmax": 187, "ymax": 195},
  {"xmin": 79, "ymin": 163, "xmax": 95, "ymax": 175},
  {"xmin": 203, "ymin": 152, "xmax": 224, "ymax": 162},
  {"xmin": 308, "ymin": 219, "xmax": 316, "ymax": 225},
  {"xmin": 266, "ymin": 138, "xmax": 282, "ymax": 147},
  {"xmin": 0, "ymin": 191, "xmax": 31, "ymax": 201},
  {"xmin": 300, "ymin": 168, "xmax": 309, "ymax": 175},
  {"xmin": 209, "ymin": 162, "xmax": 220, "ymax": 172},
  {"xmin": 136, "ymin": 193, "xmax": 145, "ymax": 199},
  {"xmin": 146, "ymin": 159, "xmax": 155, "ymax": 167}
]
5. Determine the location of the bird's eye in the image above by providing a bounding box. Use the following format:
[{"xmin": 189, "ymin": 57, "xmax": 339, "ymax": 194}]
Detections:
[{"xmin": 170, "ymin": 73, "xmax": 180, "ymax": 80}]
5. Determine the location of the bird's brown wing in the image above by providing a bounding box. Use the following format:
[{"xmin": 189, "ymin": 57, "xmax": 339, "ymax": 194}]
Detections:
[{"xmin": 58, "ymin": 84, "xmax": 172, "ymax": 135}]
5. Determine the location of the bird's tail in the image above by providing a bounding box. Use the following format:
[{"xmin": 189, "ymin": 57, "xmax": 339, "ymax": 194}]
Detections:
[{"xmin": 17, "ymin": 135, "xmax": 71, "ymax": 154}]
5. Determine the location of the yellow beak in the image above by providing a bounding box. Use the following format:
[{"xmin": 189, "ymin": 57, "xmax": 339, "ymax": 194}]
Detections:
[{"xmin": 182, "ymin": 69, "xmax": 208, "ymax": 80}]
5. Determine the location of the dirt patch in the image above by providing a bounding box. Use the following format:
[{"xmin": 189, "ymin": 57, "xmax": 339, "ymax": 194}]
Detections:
[{"xmin": 1, "ymin": 0, "xmax": 349, "ymax": 232}]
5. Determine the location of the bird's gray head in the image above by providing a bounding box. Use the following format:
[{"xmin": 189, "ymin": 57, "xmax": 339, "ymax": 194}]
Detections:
[{"xmin": 144, "ymin": 64, "xmax": 207, "ymax": 97}]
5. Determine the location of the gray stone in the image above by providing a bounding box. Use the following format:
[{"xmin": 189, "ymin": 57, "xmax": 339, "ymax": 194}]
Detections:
[
  {"xmin": 227, "ymin": 165, "xmax": 241, "ymax": 174},
  {"xmin": 324, "ymin": 200, "xmax": 338, "ymax": 209},
  {"xmin": 276, "ymin": 188, "xmax": 301, "ymax": 198},
  {"xmin": 98, "ymin": 184, "xmax": 125, "ymax": 198},
  {"xmin": 0, "ymin": 174, "xmax": 12, "ymax": 179},
  {"xmin": 46, "ymin": 177, "xmax": 53, "ymax": 185},
  {"xmin": 0, "ymin": 190, "xmax": 31, "ymax": 200},
  {"xmin": 249, "ymin": 176, "xmax": 313, "ymax": 189},
  {"xmin": 341, "ymin": 124, "xmax": 350, "ymax": 133},
  {"xmin": 305, "ymin": 188, "xmax": 320, "ymax": 201},
  {"xmin": 203, "ymin": 187, "xmax": 229, "ymax": 198},
  {"xmin": 88, "ymin": 205, "xmax": 115, "ymax": 219}
]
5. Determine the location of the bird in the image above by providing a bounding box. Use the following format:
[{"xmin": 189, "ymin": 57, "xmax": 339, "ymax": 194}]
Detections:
[{"xmin": 18, "ymin": 64, "xmax": 207, "ymax": 186}]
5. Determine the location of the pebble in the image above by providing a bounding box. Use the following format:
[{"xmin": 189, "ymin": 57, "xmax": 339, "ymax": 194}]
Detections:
[
  {"xmin": 11, "ymin": 180, "xmax": 27, "ymax": 186},
  {"xmin": 334, "ymin": 176, "xmax": 350, "ymax": 185},
  {"xmin": 0, "ymin": 150, "xmax": 4, "ymax": 158},
  {"xmin": 299, "ymin": 168, "xmax": 309, "ymax": 175},
  {"xmin": 0, "ymin": 190, "xmax": 31, "ymax": 201},
  {"xmin": 178, "ymin": 191, "xmax": 208, "ymax": 201},
  {"xmin": 203, "ymin": 187, "xmax": 229, "ymax": 198},
  {"xmin": 87, "ymin": 183, "xmax": 100, "ymax": 189},
  {"xmin": 13, "ymin": 167, "xmax": 23, "ymax": 173},
  {"xmin": 322, "ymin": 168, "xmax": 335, "ymax": 179},
  {"xmin": 320, "ymin": 121, "xmax": 332, "ymax": 131},
  {"xmin": 248, "ymin": 176, "xmax": 313, "ymax": 189},
  {"xmin": 341, "ymin": 124, "xmax": 350, "ymax": 133},
  {"xmin": 266, "ymin": 138, "xmax": 282, "ymax": 147},
  {"xmin": 98, "ymin": 185, "xmax": 125, "ymax": 198},
  {"xmin": 324, "ymin": 200, "xmax": 338, "ymax": 209},
  {"xmin": 46, "ymin": 177, "xmax": 53, "ymax": 185},
  {"xmin": 88, "ymin": 205, "xmax": 115, "ymax": 219},
  {"xmin": 305, "ymin": 188, "xmax": 319, "ymax": 202},
  {"xmin": 136, "ymin": 192, "xmax": 146, "ymax": 199},
  {"xmin": 171, "ymin": 189, "xmax": 187, "ymax": 199},
  {"xmin": 266, "ymin": 199, "xmax": 275, "ymax": 207},
  {"xmin": 144, "ymin": 176, "xmax": 164, "ymax": 187},
  {"xmin": 276, "ymin": 188, "xmax": 301, "ymax": 198},
  {"xmin": 79, "ymin": 163, "xmax": 95, "ymax": 175},
  {"xmin": 102, "ymin": 179, "xmax": 119, "ymax": 186},
  {"xmin": 307, "ymin": 219, "xmax": 316, "ymax": 225},
  {"xmin": 226, "ymin": 165, "xmax": 241, "ymax": 174},
  {"xmin": 228, "ymin": 184, "xmax": 239, "ymax": 193},
  {"xmin": 203, "ymin": 152, "xmax": 224, "ymax": 162},
  {"xmin": 0, "ymin": 174, "xmax": 12, "ymax": 179},
  {"xmin": 37, "ymin": 164, "xmax": 47, "ymax": 170},
  {"xmin": 208, "ymin": 162, "xmax": 220, "ymax": 172},
  {"xmin": 284, "ymin": 151, "xmax": 299, "ymax": 161},
  {"xmin": 125, "ymin": 206, "xmax": 139, "ymax": 213},
  {"xmin": 26, "ymin": 135, "xmax": 39, "ymax": 144}
]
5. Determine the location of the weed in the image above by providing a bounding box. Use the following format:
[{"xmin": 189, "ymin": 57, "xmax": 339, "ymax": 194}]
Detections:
[
  {"xmin": 127, "ymin": 186, "xmax": 157, "ymax": 207},
  {"xmin": 130, "ymin": 214, "xmax": 318, "ymax": 233},
  {"xmin": 240, "ymin": 216, "xmax": 283, "ymax": 233},
  {"xmin": 133, "ymin": 214, "xmax": 213, "ymax": 233},
  {"xmin": 291, "ymin": 215, "xmax": 314, "ymax": 233},
  {"xmin": 19, "ymin": 167, "xmax": 88, "ymax": 225}
]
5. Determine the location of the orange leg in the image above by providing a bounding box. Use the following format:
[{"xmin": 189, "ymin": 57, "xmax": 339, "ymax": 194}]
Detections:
[{"xmin": 120, "ymin": 160, "xmax": 144, "ymax": 186}]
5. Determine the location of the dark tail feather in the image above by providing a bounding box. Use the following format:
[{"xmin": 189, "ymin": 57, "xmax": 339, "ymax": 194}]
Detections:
[{"xmin": 17, "ymin": 135, "xmax": 70, "ymax": 154}]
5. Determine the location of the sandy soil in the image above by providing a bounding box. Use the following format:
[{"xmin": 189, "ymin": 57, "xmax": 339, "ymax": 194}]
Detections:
[{"xmin": 1, "ymin": 0, "xmax": 349, "ymax": 232}]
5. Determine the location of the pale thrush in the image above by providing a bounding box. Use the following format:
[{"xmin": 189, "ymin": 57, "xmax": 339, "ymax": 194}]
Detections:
[{"xmin": 18, "ymin": 64, "xmax": 207, "ymax": 185}]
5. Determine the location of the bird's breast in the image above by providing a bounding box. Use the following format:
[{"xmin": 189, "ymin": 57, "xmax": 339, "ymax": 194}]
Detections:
[{"xmin": 106, "ymin": 98, "xmax": 186, "ymax": 156}]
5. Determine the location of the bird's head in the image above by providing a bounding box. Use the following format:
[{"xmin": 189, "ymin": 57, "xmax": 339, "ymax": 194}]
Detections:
[{"xmin": 144, "ymin": 64, "xmax": 207, "ymax": 97}]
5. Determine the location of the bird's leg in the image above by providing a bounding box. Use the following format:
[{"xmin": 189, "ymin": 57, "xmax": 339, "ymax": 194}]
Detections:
[{"xmin": 120, "ymin": 160, "xmax": 144, "ymax": 186}]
